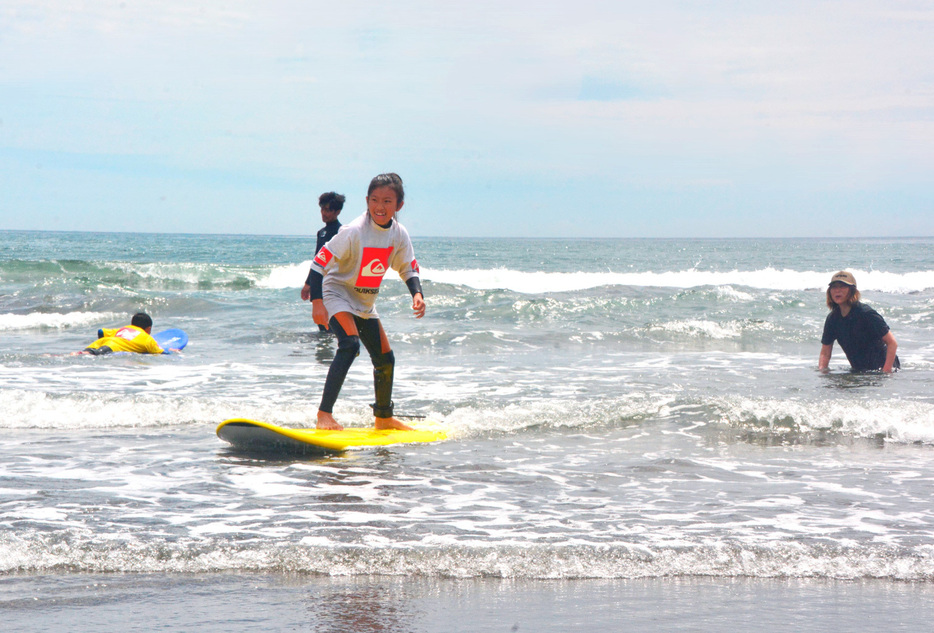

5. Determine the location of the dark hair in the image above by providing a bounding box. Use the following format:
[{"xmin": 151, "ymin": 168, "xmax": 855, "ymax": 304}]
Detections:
[
  {"xmin": 318, "ymin": 192, "xmax": 346, "ymax": 212},
  {"xmin": 131, "ymin": 312, "xmax": 153, "ymax": 330},
  {"xmin": 826, "ymin": 285, "xmax": 861, "ymax": 311},
  {"xmin": 367, "ymin": 173, "xmax": 404, "ymax": 205}
]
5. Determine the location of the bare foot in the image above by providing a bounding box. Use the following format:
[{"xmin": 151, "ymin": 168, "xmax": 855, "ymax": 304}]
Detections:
[
  {"xmin": 316, "ymin": 411, "xmax": 343, "ymax": 431},
  {"xmin": 375, "ymin": 417, "xmax": 415, "ymax": 431}
]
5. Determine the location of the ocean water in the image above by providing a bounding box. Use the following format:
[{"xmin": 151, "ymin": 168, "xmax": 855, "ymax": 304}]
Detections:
[{"xmin": 2, "ymin": 230, "xmax": 934, "ymax": 630}]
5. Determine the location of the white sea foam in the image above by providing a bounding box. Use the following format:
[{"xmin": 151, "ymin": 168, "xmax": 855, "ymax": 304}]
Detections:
[
  {"xmin": 1, "ymin": 534, "xmax": 932, "ymax": 580},
  {"xmin": 713, "ymin": 395, "xmax": 934, "ymax": 443},
  {"xmin": 10, "ymin": 380, "xmax": 930, "ymax": 445},
  {"xmin": 647, "ymin": 319, "xmax": 765, "ymax": 340},
  {"xmin": 251, "ymin": 262, "xmax": 934, "ymax": 294},
  {"xmin": 0, "ymin": 384, "xmax": 669, "ymax": 435},
  {"xmin": 257, "ymin": 261, "xmax": 311, "ymax": 289},
  {"xmin": 0, "ymin": 311, "xmax": 119, "ymax": 331},
  {"xmin": 114, "ymin": 261, "xmax": 208, "ymax": 283},
  {"xmin": 714, "ymin": 285, "xmax": 756, "ymax": 302},
  {"xmin": 0, "ymin": 389, "xmax": 220, "ymax": 430},
  {"xmin": 0, "ymin": 386, "xmax": 376, "ymax": 431},
  {"xmin": 257, "ymin": 260, "xmax": 403, "ymax": 289},
  {"xmin": 418, "ymin": 268, "xmax": 934, "ymax": 294},
  {"xmin": 98, "ymin": 261, "xmax": 270, "ymax": 288}
]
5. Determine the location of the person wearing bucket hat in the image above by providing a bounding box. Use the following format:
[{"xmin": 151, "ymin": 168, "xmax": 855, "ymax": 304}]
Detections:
[{"xmin": 819, "ymin": 271, "xmax": 899, "ymax": 373}]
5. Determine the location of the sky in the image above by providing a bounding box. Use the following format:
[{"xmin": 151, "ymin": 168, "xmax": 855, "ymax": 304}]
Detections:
[{"xmin": 0, "ymin": 0, "xmax": 932, "ymax": 238}]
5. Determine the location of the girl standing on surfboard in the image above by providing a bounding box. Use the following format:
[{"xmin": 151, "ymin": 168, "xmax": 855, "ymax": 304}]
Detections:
[{"xmin": 307, "ymin": 173, "xmax": 425, "ymax": 431}]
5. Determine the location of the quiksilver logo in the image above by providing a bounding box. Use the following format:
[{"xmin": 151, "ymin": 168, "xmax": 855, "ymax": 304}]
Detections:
[
  {"xmin": 355, "ymin": 246, "xmax": 392, "ymax": 288},
  {"xmin": 361, "ymin": 259, "xmax": 386, "ymax": 277},
  {"xmin": 314, "ymin": 248, "xmax": 333, "ymax": 267}
]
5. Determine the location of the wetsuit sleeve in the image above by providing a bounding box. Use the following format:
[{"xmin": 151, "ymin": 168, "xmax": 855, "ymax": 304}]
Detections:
[
  {"xmin": 315, "ymin": 230, "xmax": 327, "ymax": 256},
  {"xmin": 820, "ymin": 313, "xmax": 836, "ymax": 346},
  {"xmin": 316, "ymin": 221, "xmax": 340, "ymax": 255},
  {"xmin": 405, "ymin": 276, "xmax": 423, "ymax": 298},
  {"xmin": 308, "ymin": 269, "xmax": 324, "ymax": 301}
]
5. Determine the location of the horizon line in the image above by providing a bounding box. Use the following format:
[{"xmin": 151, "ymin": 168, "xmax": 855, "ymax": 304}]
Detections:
[{"xmin": 2, "ymin": 228, "xmax": 933, "ymax": 241}]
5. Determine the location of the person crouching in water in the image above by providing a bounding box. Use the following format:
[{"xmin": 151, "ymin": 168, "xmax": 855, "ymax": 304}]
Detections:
[
  {"xmin": 819, "ymin": 271, "xmax": 899, "ymax": 373},
  {"xmin": 307, "ymin": 173, "xmax": 425, "ymax": 430},
  {"xmin": 83, "ymin": 312, "xmax": 165, "ymax": 355}
]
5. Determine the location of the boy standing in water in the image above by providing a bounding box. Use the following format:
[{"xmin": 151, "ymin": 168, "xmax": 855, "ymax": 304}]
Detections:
[
  {"xmin": 301, "ymin": 192, "xmax": 346, "ymax": 333},
  {"xmin": 313, "ymin": 191, "xmax": 345, "ymax": 255},
  {"xmin": 306, "ymin": 173, "xmax": 425, "ymax": 431}
]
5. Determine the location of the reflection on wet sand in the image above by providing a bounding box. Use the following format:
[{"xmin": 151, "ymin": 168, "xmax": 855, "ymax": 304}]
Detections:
[{"xmin": 308, "ymin": 582, "xmax": 420, "ymax": 633}]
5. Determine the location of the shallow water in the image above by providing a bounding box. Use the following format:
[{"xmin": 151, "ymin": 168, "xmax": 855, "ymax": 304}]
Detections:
[{"xmin": 2, "ymin": 231, "xmax": 934, "ymax": 623}]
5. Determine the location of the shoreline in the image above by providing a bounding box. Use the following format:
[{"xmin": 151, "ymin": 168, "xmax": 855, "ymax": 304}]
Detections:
[{"xmin": 4, "ymin": 573, "xmax": 932, "ymax": 632}]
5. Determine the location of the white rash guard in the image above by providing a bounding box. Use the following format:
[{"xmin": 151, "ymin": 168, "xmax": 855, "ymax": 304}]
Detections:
[{"xmin": 309, "ymin": 212, "xmax": 420, "ymax": 319}]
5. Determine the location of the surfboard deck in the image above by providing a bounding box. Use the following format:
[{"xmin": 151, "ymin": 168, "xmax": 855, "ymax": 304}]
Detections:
[
  {"xmin": 216, "ymin": 418, "xmax": 448, "ymax": 455},
  {"xmin": 154, "ymin": 328, "xmax": 188, "ymax": 351}
]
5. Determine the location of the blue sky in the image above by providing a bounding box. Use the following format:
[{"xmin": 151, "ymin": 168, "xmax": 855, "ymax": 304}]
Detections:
[{"xmin": 1, "ymin": 1, "xmax": 931, "ymax": 238}]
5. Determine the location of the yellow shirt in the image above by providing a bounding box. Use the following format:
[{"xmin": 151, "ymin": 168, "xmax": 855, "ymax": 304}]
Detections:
[{"xmin": 86, "ymin": 325, "xmax": 164, "ymax": 354}]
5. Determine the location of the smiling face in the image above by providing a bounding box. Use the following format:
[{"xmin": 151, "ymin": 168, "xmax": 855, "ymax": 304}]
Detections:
[{"xmin": 366, "ymin": 185, "xmax": 404, "ymax": 226}]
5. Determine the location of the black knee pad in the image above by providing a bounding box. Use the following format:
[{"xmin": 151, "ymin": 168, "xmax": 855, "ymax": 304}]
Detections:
[{"xmin": 337, "ymin": 335, "xmax": 361, "ymax": 357}]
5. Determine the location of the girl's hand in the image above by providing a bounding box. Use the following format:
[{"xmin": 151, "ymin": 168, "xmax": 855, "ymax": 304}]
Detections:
[
  {"xmin": 312, "ymin": 299, "xmax": 330, "ymax": 329},
  {"xmin": 412, "ymin": 293, "xmax": 426, "ymax": 319}
]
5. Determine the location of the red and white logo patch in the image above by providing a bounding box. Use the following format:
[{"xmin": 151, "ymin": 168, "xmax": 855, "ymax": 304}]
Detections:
[
  {"xmin": 313, "ymin": 247, "xmax": 334, "ymax": 268},
  {"xmin": 411, "ymin": 258, "xmax": 420, "ymax": 274},
  {"xmin": 356, "ymin": 247, "xmax": 393, "ymax": 288}
]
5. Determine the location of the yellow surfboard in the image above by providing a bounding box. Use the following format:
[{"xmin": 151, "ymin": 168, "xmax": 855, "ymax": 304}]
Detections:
[{"xmin": 216, "ymin": 418, "xmax": 449, "ymax": 455}]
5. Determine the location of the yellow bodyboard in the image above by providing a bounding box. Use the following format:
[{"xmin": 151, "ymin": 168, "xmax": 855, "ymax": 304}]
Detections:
[{"xmin": 217, "ymin": 418, "xmax": 448, "ymax": 455}]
